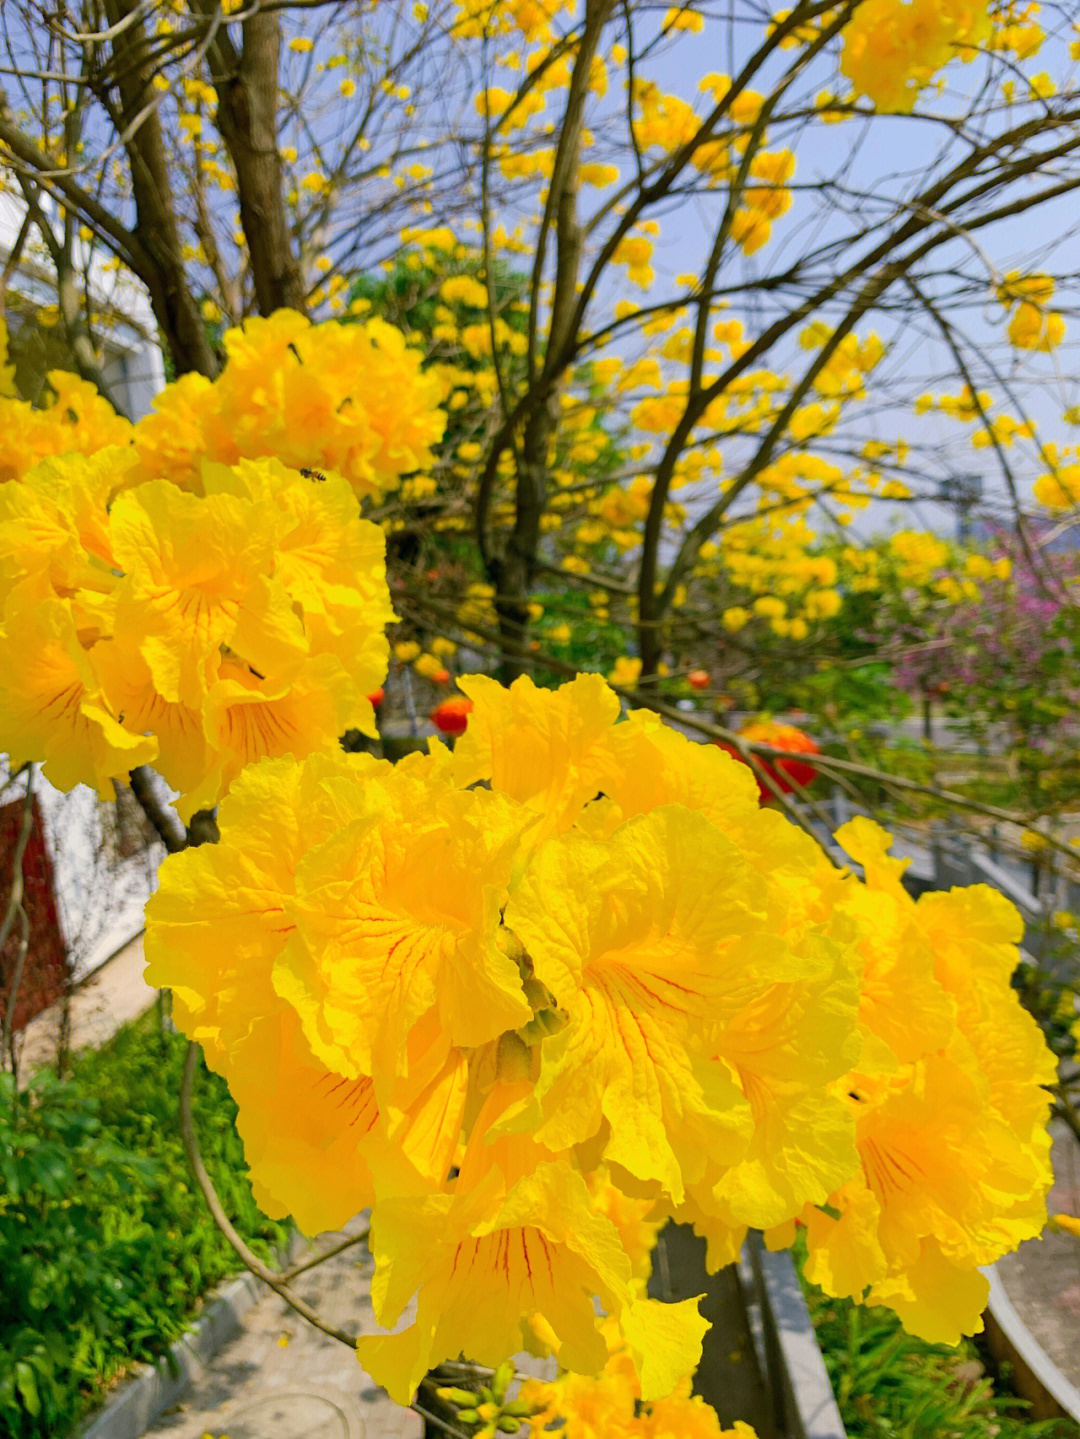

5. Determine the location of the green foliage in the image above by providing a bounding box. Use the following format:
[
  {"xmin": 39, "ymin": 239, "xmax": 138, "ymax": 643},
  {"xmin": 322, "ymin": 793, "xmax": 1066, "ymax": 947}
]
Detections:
[
  {"xmin": 803, "ymin": 1277, "xmax": 1078, "ymax": 1439},
  {"xmin": 350, "ymin": 250, "xmax": 528, "ymax": 352},
  {"xmin": 798, "ymin": 662, "xmax": 913, "ymax": 732},
  {"xmin": 0, "ymin": 1018, "xmax": 290, "ymax": 1439},
  {"xmin": 529, "ymin": 584, "xmax": 632, "ymax": 684}
]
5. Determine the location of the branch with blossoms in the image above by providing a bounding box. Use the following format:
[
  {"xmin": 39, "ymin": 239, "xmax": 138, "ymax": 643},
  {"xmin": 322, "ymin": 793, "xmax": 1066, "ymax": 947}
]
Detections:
[
  {"xmin": 394, "ymin": 584, "xmax": 1080, "ymax": 871},
  {"xmin": 140, "ymin": 669, "xmax": 1057, "ymax": 1416}
]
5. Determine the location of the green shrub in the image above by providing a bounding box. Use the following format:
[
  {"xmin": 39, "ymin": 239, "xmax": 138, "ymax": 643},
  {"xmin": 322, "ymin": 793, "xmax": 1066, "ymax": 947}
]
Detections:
[
  {"xmin": 0, "ymin": 1017, "xmax": 291, "ymax": 1439},
  {"xmin": 803, "ymin": 1277, "xmax": 1078, "ymax": 1439}
]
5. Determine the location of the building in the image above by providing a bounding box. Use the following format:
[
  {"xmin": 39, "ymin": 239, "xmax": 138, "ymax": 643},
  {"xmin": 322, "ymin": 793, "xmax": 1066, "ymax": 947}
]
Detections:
[{"xmin": 0, "ymin": 190, "xmax": 165, "ymax": 417}]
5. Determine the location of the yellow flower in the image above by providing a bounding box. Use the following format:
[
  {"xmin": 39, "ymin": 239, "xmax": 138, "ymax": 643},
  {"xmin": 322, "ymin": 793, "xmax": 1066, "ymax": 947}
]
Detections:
[
  {"xmin": 504, "ymin": 809, "xmax": 763, "ymax": 1203},
  {"xmin": 144, "ymin": 753, "xmax": 466, "ymax": 1233},
  {"xmin": 608, "ymin": 655, "xmax": 642, "ymax": 686},
  {"xmin": 1008, "ymin": 301, "xmax": 1065, "ymax": 351},
  {"xmin": 0, "ymin": 372, "xmax": 133, "ymax": 485},
  {"xmin": 110, "ymin": 481, "xmax": 307, "ymax": 709},
  {"xmin": 132, "ymin": 311, "xmax": 445, "ymax": 502},
  {"xmin": 93, "ymin": 640, "xmax": 210, "ymax": 802},
  {"xmin": 195, "ymin": 655, "xmax": 355, "ymax": 820},
  {"xmin": 840, "ymin": 0, "xmax": 989, "ymax": 113},
  {"xmin": 205, "ymin": 458, "xmax": 393, "ymax": 709},
  {"xmin": 357, "ymin": 1162, "xmax": 707, "ymax": 1406},
  {"xmin": 277, "ymin": 771, "xmax": 534, "ymax": 1082},
  {"xmin": 523, "ymin": 1334, "xmax": 758, "ymax": 1438},
  {"xmin": 796, "ymin": 820, "xmax": 1057, "ymax": 1342},
  {"xmin": 453, "ymin": 672, "xmax": 621, "ymax": 838},
  {"xmin": 413, "ymin": 651, "xmax": 448, "ymax": 681},
  {"xmin": 0, "ymin": 591, "xmax": 157, "ymax": 792},
  {"xmin": 587, "ymin": 709, "xmax": 758, "ymax": 833}
]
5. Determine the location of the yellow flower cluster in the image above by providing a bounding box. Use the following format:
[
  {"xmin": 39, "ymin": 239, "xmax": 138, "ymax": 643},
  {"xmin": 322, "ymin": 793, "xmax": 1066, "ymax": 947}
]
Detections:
[
  {"xmin": 521, "ymin": 1327, "xmax": 757, "ymax": 1439},
  {"xmin": 452, "ymin": 0, "xmax": 564, "ymax": 43},
  {"xmin": 840, "ymin": 0, "xmax": 990, "ymax": 112},
  {"xmin": 133, "ymin": 311, "xmax": 446, "ymax": 499},
  {"xmin": 0, "ymin": 452, "xmax": 393, "ymax": 814},
  {"xmin": 710, "ymin": 516, "xmax": 848, "ymax": 637},
  {"xmin": 1035, "ymin": 476, "xmax": 1080, "ymax": 512},
  {"xmin": 0, "ymin": 361, "xmax": 134, "ymax": 484},
  {"xmin": 887, "ymin": 528, "xmax": 950, "ymax": 579},
  {"xmin": 0, "ymin": 313, "xmax": 445, "ymax": 503},
  {"xmin": 787, "ymin": 817, "xmax": 1055, "ymax": 1344},
  {"xmin": 1000, "ymin": 277, "xmax": 1066, "ymax": 353},
  {"xmin": 144, "ymin": 673, "xmax": 1053, "ymax": 1402}
]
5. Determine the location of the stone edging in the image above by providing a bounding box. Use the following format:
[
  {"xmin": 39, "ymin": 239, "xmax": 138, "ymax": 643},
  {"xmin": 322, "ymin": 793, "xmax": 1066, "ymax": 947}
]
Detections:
[
  {"xmin": 74, "ymin": 1232, "xmax": 303, "ymax": 1439},
  {"xmin": 983, "ymin": 1264, "xmax": 1080, "ymax": 1424},
  {"xmin": 743, "ymin": 1234, "xmax": 848, "ymax": 1439}
]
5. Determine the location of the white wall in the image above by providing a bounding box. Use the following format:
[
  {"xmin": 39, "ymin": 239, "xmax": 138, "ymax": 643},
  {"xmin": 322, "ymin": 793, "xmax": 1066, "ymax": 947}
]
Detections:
[{"xmin": 0, "ymin": 191, "xmax": 166, "ymax": 418}]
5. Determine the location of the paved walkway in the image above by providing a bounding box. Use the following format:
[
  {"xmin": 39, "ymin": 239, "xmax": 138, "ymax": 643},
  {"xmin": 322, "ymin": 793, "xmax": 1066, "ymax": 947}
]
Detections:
[
  {"xmin": 143, "ymin": 1218, "xmax": 421, "ymax": 1439},
  {"xmin": 16, "ymin": 933, "xmax": 155, "ymax": 1078}
]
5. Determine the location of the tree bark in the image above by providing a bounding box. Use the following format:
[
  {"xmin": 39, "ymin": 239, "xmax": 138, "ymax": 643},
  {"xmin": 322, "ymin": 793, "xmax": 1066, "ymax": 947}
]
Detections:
[
  {"xmin": 197, "ymin": 6, "xmax": 306, "ymax": 317},
  {"xmin": 488, "ymin": 0, "xmax": 612, "ymax": 678},
  {"xmin": 103, "ymin": 0, "xmax": 218, "ymax": 376},
  {"xmin": 495, "ymin": 399, "xmax": 555, "ymax": 682}
]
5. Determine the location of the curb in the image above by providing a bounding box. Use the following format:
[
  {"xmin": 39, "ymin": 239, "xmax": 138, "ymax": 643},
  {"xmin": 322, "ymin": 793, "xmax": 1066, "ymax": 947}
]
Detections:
[
  {"xmin": 75, "ymin": 1232, "xmax": 304, "ymax": 1439},
  {"xmin": 743, "ymin": 1234, "xmax": 848, "ymax": 1439},
  {"xmin": 983, "ymin": 1264, "xmax": 1080, "ymax": 1425}
]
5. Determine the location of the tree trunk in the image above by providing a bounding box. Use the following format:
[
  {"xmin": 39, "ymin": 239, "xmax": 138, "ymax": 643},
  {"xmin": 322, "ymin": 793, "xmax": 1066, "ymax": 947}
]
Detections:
[
  {"xmin": 104, "ymin": 0, "xmax": 218, "ymax": 377},
  {"xmin": 200, "ymin": 9, "xmax": 306, "ymax": 317},
  {"xmin": 495, "ymin": 400, "xmax": 554, "ymax": 682}
]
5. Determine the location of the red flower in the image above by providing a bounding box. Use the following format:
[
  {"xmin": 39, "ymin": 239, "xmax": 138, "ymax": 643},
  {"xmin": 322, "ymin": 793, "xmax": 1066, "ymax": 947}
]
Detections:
[
  {"xmin": 687, "ymin": 669, "xmax": 711, "ymax": 691},
  {"xmin": 718, "ymin": 720, "xmax": 820, "ymax": 801},
  {"xmin": 430, "ymin": 697, "xmax": 473, "ymax": 735}
]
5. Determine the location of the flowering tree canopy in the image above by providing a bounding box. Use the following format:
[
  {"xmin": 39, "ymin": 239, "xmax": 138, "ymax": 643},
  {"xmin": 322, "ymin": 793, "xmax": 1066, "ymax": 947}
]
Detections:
[{"xmin": 2, "ymin": 0, "xmax": 1080, "ymax": 687}]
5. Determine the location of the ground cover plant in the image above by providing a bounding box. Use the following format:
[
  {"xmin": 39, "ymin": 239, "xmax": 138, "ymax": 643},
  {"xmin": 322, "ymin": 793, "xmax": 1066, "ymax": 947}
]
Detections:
[
  {"xmin": 0, "ymin": 1016, "xmax": 290, "ymax": 1439},
  {"xmin": 804, "ymin": 1275, "xmax": 1079, "ymax": 1439}
]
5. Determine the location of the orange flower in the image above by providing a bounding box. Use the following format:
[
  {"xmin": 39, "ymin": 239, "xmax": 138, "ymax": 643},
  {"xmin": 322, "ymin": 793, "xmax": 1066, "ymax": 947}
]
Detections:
[
  {"xmin": 431, "ymin": 695, "xmax": 473, "ymax": 734},
  {"xmin": 719, "ymin": 720, "xmax": 820, "ymax": 800},
  {"xmin": 687, "ymin": 669, "xmax": 711, "ymax": 691}
]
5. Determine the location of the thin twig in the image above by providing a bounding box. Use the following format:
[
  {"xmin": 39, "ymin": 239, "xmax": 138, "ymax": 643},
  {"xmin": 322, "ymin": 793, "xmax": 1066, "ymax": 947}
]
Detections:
[
  {"xmin": 178, "ymin": 1041, "xmax": 361, "ymax": 1346},
  {"xmin": 279, "ymin": 1228, "xmax": 370, "ymax": 1282}
]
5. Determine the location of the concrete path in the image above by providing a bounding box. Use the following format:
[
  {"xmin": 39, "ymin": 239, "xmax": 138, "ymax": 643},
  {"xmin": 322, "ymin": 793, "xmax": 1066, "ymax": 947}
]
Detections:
[
  {"xmin": 16, "ymin": 933, "xmax": 155, "ymax": 1078},
  {"xmin": 143, "ymin": 1217, "xmax": 421, "ymax": 1439}
]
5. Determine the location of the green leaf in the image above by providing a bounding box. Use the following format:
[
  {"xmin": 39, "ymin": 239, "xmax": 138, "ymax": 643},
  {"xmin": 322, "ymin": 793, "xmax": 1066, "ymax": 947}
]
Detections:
[{"xmin": 14, "ymin": 1363, "xmax": 39, "ymax": 1419}]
